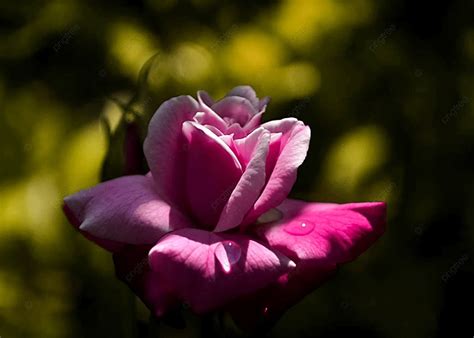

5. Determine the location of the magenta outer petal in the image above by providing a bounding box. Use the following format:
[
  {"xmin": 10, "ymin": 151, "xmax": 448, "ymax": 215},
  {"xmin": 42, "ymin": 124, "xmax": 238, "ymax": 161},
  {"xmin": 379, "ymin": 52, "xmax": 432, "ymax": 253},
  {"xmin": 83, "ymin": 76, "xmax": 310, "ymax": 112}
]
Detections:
[
  {"xmin": 231, "ymin": 199, "xmax": 386, "ymax": 328},
  {"xmin": 257, "ymin": 200, "xmax": 386, "ymax": 262},
  {"xmin": 148, "ymin": 228, "xmax": 295, "ymax": 314},
  {"xmin": 63, "ymin": 175, "xmax": 192, "ymax": 245},
  {"xmin": 143, "ymin": 95, "xmax": 201, "ymax": 208},
  {"xmin": 63, "ymin": 202, "xmax": 126, "ymax": 253},
  {"xmin": 215, "ymin": 128, "xmax": 270, "ymax": 232},
  {"xmin": 245, "ymin": 118, "xmax": 311, "ymax": 224}
]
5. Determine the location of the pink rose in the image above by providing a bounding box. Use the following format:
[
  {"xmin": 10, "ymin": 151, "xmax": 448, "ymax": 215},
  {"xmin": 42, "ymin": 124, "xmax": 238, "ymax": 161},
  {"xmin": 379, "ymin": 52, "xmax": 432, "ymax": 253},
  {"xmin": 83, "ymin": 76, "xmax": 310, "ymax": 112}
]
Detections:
[{"xmin": 63, "ymin": 86, "xmax": 386, "ymax": 326}]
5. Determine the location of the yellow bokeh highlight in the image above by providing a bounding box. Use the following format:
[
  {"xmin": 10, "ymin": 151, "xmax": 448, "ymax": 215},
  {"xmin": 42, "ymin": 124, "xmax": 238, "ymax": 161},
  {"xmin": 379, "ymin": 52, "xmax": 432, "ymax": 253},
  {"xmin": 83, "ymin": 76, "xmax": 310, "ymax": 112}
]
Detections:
[
  {"xmin": 221, "ymin": 28, "xmax": 321, "ymax": 100},
  {"xmin": 28, "ymin": 115, "xmax": 63, "ymax": 170},
  {"xmin": 108, "ymin": 21, "xmax": 159, "ymax": 79},
  {"xmin": 169, "ymin": 43, "xmax": 213, "ymax": 84},
  {"xmin": 0, "ymin": 119, "xmax": 107, "ymax": 256},
  {"xmin": 224, "ymin": 29, "xmax": 287, "ymax": 79},
  {"xmin": 273, "ymin": 0, "xmax": 373, "ymax": 48},
  {"xmin": 147, "ymin": 53, "xmax": 170, "ymax": 89},
  {"xmin": 279, "ymin": 62, "xmax": 320, "ymax": 98},
  {"xmin": 102, "ymin": 99, "xmax": 123, "ymax": 133},
  {"xmin": 60, "ymin": 121, "xmax": 107, "ymax": 194},
  {"xmin": 318, "ymin": 125, "xmax": 389, "ymax": 197}
]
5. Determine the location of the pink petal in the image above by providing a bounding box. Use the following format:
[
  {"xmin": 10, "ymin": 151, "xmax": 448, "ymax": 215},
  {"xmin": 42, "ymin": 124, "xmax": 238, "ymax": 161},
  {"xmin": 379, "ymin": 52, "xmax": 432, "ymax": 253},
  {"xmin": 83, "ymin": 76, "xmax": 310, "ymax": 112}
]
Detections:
[
  {"xmin": 143, "ymin": 95, "xmax": 201, "ymax": 208},
  {"xmin": 225, "ymin": 123, "xmax": 247, "ymax": 139},
  {"xmin": 226, "ymin": 85, "xmax": 260, "ymax": 111},
  {"xmin": 212, "ymin": 96, "xmax": 257, "ymax": 126},
  {"xmin": 218, "ymin": 134, "xmax": 235, "ymax": 149},
  {"xmin": 234, "ymin": 199, "xmax": 386, "ymax": 326},
  {"xmin": 63, "ymin": 203, "xmax": 125, "ymax": 253},
  {"xmin": 197, "ymin": 90, "xmax": 215, "ymax": 107},
  {"xmin": 264, "ymin": 132, "xmax": 283, "ymax": 181},
  {"xmin": 193, "ymin": 109, "xmax": 228, "ymax": 132},
  {"xmin": 257, "ymin": 199, "xmax": 386, "ymax": 263},
  {"xmin": 258, "ymin": 96, "xmax": 271, "ymax": 113},
  {"xmin": 196, "ymin": 91, "xmax": 229, "ymax": 132},
  {"xmin": 215, "ymin": 128, "xmax": 271, "ymax": 232},
  {"xmin": 63, "ymin": 175, "xmax": 192, "ymax": 245},
  {"xmin": 245, "ymin": 118, "xmax": 311, "ymax": 223},
  {"xmin": 225, "ymin": 86, "xmax": 269, "ymax": 113},
  {"xmin": 233, "ymin": 128, "xmax": 264, "ymax": 165},
  {"xmin": 182, "ymin": 121, "xmax": 243, "ymax": 227},
  {"xmin": 148, "ymin": 228, "xmax": 295, "ymax": 314},
  {"xmin": 243, "ymin": 112, "xmax": 263, "ymax": 133}
]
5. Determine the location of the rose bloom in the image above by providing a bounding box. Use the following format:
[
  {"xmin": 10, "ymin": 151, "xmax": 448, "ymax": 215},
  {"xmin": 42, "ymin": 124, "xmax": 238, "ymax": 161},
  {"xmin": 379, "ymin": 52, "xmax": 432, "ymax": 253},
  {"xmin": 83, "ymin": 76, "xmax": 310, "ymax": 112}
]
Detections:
[{"xmin": 63, "ymin": 86, "xmax": 386, "ymax": 327}]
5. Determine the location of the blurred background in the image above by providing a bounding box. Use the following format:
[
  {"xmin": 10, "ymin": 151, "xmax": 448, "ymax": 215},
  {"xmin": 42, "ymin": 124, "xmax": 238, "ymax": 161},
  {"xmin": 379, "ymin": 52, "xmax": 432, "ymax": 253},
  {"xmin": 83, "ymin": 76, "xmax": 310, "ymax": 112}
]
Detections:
[{"xmin": 0, "ymin": 0, "xmax": 473, "ymax": 337}]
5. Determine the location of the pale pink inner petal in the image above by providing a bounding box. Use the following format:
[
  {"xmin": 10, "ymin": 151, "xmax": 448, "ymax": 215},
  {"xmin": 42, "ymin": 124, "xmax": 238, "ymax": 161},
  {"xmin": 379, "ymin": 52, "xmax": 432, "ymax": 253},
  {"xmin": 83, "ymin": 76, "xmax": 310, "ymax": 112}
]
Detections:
[
  {"xmin": 258, "ymin": 96, "xmax": 271, "ymax": 112},
  {"xmin": 265, "ymin": 132, "xmax": 283, "ymax": 181},
  {"xmin": 182, "ymin": 121, "xmax": 243, "ymax": 227},
  {"xmin": 243, "ymin": 112, "xmax": 263, "ymax": 134},
  {"xmin": 143, "ymin": 95, "xmax": 201, "ymax": 208},
  {"xmin": 244, "ymin": 119, "xmax": 311, "ymax": 224},
  {"xmin": 203, "ymin": 124, "xmax": 224, "ymax": 136},
  {"xmin": 226, "ymin": 85, "xmax": 260, "ymax": 109},
  {"xmin": 212, "ymin": 96, "xmax": 257, "ymax": 126},
  {"xmin": 193, "ymin": 109, "xmax": 227, "ymax": 132},
  {"xmin": 215, "ymin": 128, "xmax": 271, "ymax": 232},
  {"xmin": 197, "ymin": 90, "xmax": 215, "ymax": 107},
  {"xmin": 225, "ymin": 123, "xmax": 247, "ymax": 139},
  {"xmin": 219, "ymin": 134, "xmax": 235, "ymax": 149}
]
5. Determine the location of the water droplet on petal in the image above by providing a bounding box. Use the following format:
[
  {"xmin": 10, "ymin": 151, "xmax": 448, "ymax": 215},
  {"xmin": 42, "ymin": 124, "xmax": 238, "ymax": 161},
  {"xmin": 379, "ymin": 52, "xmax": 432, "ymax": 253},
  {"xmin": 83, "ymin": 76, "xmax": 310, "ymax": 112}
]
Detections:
[
  {"xmin": 263, "ymin": 306, "xmax": 269, "ymax": 315},
  {"xmin": 224, "ymin": 241, "xmax": 241, "ymax": 264},
  {"xmin": 283, "ymin": 220, "xmax": 314, "ymax": 236},
  {"xmin": 215, "ymin": 240, "xmax": 242, "ymax": 273}
]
